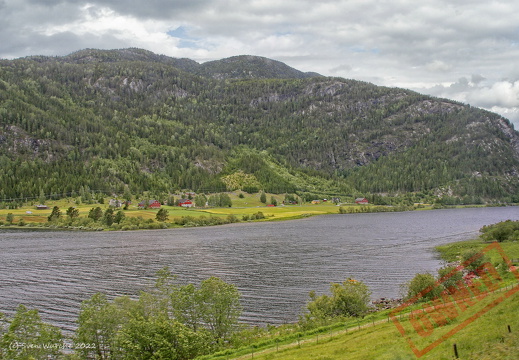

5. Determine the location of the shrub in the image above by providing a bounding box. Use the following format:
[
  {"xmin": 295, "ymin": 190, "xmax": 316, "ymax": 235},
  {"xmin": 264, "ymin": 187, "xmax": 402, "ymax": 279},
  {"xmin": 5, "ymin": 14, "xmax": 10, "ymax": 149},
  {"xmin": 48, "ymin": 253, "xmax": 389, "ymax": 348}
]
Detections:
[
  {"xmin": 6, "ymin": 212, "xmax": 14, "ymax": 224},
  {"xmin": 480, "ymin": 220, "xmax": 519, "ymax": 242},
  {"xmin": 437, "ymin": 265, "xmax": 463, "ymax": 294},
  {"xmin": 226, "ymin": 214, "xmax": 239, "ymax": 223},
  {"xmin": 251, "ymin": 211, "xmax": 265, "ymax": 220},
  {"xmin": 405, "ymin": 273, "xmax": 442, "ymax": 302},
  {"xmin": 461, "ymin": 249, "xmax": 490, "ymax": 274},
  {"xmin": 303, "ymin": 279, "xmax": 371, "ymax": 325}
]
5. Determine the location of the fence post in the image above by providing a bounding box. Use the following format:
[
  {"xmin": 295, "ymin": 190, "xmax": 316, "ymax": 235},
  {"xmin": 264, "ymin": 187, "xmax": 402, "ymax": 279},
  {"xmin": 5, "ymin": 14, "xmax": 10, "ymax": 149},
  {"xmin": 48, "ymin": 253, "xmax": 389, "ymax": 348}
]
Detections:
[
  {"xmin": 453, "ymin": 343, "xmax": 459, "ymax": 358},
  {"xmin": 508, "ymin": 325, "xmax": 512, "ymax": 333}
]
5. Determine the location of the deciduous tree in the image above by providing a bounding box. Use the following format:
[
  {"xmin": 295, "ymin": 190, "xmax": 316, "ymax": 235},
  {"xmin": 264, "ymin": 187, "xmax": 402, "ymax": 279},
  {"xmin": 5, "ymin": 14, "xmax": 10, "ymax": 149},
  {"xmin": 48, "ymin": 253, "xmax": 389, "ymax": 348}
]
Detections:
[
  {"xmin": 0, "ymin": 305, "xmax": 63, "ymax": 360},
  {"xmin": 155, "ymin": 208, "xmax": 169, "ymax": 222}
]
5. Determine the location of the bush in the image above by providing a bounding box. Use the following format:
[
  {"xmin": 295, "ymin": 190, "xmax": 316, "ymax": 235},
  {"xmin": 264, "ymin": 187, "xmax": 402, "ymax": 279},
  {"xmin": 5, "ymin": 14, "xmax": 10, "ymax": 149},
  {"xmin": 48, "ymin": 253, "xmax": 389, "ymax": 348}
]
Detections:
[
  {"xmin": 242, "ymin": 185, "xmax": 259, "ymax": 194},
  {"xmin": 480, "ymin": 220, "xmax": 519, "ymax": 242},
  {"xmin": 405, "ymin": 273, "xmax": 441, "ymax": 302},
  {"xmin": 461, "ymin": 249, "xmax": 490, "ymax": 273},
  {"xmin": 437, "ymin": 265, "xmax": 463, "ymax": 294},
  {"xmin": 226, "ymin": 214, "xmax": 239, "ymax": 223},
  {"xmin": 303, "ymin": 279, "xmax": 371, "ymax": 326},
  {"xmin": 251, "ymin": 211, "xmax": 265, "ymax": 220},
  {"xmin": 6, "ymin": 213, "xmax": 14, "ymax": 224}
]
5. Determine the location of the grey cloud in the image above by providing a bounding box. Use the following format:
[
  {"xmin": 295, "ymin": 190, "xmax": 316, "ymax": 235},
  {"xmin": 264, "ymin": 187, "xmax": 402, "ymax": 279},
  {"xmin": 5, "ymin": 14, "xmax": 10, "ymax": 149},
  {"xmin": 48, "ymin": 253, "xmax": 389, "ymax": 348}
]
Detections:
[
  {"xmin": 330, "ymin": 64, "xmax": 353, "ymax": 74},
  {"xmin": 471, "ymin": 74, "xmax": 486, "ymax": 85}
]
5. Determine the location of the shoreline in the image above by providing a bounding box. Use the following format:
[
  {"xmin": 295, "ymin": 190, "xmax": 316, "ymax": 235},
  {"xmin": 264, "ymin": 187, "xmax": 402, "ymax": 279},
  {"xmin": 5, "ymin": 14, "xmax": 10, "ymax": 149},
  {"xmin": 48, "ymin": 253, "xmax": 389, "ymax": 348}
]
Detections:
[{"xmin": 0, "ymin": 203, "xmax": 514, "ymax": 232}]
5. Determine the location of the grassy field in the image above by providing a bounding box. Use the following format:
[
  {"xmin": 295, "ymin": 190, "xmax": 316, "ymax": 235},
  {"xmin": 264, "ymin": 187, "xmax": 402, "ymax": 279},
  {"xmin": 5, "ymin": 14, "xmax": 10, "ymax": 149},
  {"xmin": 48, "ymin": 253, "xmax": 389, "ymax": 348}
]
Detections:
[
  {"xmin": 0, "ymin": 192, "xmax": 352, "ymax": 227},
  {"xmin": 435, "ymin": 239, "xmax": 519, "ymax": 267},
  {"xmin": 200, "ymin": 285, "xmax": 518, "ymax": 360}
]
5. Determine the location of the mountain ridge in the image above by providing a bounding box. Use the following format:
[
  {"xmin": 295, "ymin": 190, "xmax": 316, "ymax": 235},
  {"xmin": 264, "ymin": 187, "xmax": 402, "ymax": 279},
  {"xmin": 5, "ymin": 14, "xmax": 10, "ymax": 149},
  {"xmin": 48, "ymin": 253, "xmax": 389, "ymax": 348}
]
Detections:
[{"xmin": 23, "ymin": 48, "xmax": 320, "ymax": 80}]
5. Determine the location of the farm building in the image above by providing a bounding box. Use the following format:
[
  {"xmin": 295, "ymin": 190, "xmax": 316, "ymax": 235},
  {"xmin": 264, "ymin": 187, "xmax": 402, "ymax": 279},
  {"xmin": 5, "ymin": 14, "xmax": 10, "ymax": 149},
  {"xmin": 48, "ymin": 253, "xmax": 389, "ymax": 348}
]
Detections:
[
  {"xmin": 177, "ymin": 199, "xmax": 194, "ymax": 208},
  {"xmin": 138, "ymin": 200, "xmax": 161, "ymax": 209}
]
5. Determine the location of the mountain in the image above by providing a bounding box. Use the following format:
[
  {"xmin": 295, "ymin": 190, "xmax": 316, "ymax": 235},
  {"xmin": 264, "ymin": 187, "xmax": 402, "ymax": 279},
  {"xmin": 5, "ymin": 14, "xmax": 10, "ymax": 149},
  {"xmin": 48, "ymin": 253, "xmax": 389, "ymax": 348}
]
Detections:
[
  {"xmin": 197, "ymin": 55, "xmax": 321, "ymax": 79},
  {"xmin": 0, "ymin": 48, "xmax": 518, "ymax": 203},
  {"xmin": 55, "ymin": 48, "xmax": 319, "ymax": 79}
]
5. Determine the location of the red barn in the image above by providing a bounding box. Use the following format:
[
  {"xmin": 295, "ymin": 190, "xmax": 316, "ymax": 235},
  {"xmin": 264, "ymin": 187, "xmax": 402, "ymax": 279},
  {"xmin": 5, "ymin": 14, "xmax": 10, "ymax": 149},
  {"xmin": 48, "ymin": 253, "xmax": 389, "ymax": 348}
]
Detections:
[
  {"xmin": 355, "ymin": 197, "xmax": 369, "ymax": 205},
  {"xmin": 138, "ymin": 200, "xmax": 161, "ymax": 209}
]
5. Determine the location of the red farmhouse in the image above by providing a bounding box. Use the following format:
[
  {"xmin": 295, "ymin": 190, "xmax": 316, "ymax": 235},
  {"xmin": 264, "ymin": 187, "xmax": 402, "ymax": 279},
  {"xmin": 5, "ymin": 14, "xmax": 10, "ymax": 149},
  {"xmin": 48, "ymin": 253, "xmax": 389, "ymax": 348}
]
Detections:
[
  {"xmin": 138, "ymin": 200, "xmax": 161, "ymax": 209},
  {"xmin": 178, "ymin": 199, "xmax": 194, "ymax": 208},
  {"xmin": 355, "ymin": 197, "xmax": 369, "ymax": 205}
]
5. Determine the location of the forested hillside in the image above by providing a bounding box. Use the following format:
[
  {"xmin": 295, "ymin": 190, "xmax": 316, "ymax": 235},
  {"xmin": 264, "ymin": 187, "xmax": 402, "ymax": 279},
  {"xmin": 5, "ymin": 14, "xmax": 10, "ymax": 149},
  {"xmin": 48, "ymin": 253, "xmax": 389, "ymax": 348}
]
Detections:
[{"xmin": 0, "ymin": 48, "xmax": 518, "ymax": 203}]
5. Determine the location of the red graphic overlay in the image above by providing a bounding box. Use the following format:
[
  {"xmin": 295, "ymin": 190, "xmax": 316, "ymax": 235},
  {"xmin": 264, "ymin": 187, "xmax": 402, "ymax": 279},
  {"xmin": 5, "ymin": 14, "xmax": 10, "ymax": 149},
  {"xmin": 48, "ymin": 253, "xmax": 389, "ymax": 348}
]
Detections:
[{"xmin": 390, "ymin": 242, "xmax": 519, "ymax": 358}]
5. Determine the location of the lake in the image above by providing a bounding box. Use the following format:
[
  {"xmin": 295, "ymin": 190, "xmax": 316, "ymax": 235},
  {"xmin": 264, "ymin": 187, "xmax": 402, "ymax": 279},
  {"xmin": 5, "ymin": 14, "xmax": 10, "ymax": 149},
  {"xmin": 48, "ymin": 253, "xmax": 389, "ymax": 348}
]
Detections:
[{"xmin": 0, "ymin": 207, "xmax": 517, "ymax": 333}]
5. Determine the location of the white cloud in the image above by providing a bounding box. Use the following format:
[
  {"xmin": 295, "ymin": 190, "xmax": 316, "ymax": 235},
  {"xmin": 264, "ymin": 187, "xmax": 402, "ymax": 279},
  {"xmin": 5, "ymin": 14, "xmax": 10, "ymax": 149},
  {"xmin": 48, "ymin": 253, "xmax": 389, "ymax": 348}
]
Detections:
[
  {"xmin": 419, "ymin": 78, "xmax": 519, "ymax": 129},
  {"xmin": 468, "ymin": 81, "xmax": 519, "ymax": 109}
]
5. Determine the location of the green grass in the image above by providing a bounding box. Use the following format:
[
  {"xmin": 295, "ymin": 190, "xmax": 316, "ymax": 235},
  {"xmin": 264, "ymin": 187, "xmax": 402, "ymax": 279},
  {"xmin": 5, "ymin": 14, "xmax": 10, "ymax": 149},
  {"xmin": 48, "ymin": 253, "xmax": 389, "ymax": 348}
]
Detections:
[
  {"xmin": 0, "ymin": 192, "xmax": 346, "ymax": 227},
  {"xmin": 207, "ymin": 288, "xmax": 518, "ymax": 360},
  {"xmin": 435, "ymin": 239, "xmax": 519, "ymax": 266}
]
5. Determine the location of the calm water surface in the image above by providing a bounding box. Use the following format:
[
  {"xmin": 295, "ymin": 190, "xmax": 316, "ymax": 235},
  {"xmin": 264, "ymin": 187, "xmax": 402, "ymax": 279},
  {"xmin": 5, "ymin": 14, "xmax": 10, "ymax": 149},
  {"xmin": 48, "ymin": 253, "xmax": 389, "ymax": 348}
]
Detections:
[{"xmin": 0, "ymin": 207, "xmax": 517, "ymax": 333}]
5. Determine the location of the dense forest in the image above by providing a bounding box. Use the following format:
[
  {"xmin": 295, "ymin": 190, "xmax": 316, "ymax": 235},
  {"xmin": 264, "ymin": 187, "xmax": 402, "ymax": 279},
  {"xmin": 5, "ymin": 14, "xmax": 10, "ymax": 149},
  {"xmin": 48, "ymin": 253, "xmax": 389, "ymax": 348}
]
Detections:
[{"xmin": 1, "ymin": 48, "xmax": 518, "ymax": 203}]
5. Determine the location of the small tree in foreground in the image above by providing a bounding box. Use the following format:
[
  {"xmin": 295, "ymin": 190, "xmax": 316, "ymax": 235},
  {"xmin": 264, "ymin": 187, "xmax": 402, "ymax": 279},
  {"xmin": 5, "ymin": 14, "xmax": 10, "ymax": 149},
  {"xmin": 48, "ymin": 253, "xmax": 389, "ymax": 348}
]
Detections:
[
  {"xmin": 303, "ymin": 279, "xmax": 371, "ymax": 326},
  {"xmin": 405, "ymin": 273, "xmax": 441, "ymax": 302},
  {"xmin": 0, "ymin": 305, "xmax": 63, "ymax": 360},
  {"xmin": 75, "ymin": 268, "xmax": 242, "ymax": 358}
]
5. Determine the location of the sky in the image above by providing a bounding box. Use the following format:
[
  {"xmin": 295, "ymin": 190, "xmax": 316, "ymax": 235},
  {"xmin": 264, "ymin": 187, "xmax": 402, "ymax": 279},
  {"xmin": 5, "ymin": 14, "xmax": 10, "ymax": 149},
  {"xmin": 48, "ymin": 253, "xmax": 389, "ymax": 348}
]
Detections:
[{"xmin": 1, "ymin": 0, "xmax": 519, "ymax": 128}]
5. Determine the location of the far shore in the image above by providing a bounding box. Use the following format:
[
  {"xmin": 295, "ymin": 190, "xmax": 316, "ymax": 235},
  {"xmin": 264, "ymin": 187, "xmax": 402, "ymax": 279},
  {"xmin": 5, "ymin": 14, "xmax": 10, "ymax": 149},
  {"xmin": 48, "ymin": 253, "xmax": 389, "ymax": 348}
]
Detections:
[{"xmin": 0, "ymin": 192, "xmax": 514, "ymax": 232}]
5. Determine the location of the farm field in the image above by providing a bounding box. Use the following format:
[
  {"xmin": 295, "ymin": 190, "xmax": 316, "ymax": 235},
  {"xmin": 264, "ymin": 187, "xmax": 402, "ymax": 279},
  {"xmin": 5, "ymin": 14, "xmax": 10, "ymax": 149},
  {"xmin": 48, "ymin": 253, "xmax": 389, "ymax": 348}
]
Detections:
[{"xmin": 0, "ymin": 192, "xmax": 352, "ymax": 228}]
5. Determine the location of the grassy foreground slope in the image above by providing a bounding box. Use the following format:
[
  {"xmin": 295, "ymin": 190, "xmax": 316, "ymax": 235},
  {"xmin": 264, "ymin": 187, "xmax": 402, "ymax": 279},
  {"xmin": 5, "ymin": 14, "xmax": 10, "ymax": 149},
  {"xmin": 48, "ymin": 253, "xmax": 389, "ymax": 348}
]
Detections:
[{"xmin": 217, "ymin": 288, "xmax": 518, "ymax": 360}]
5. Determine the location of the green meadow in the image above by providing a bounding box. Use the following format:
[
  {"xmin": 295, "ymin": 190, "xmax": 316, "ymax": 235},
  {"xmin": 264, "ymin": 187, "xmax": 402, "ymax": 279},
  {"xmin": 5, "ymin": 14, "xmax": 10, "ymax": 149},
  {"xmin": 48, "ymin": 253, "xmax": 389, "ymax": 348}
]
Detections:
[
  {"xmin": 218, "ymin": 289, "xmax": 518, "ymax": 360},
  {"xmin": 0, "ymin": 192, "xmax": 358, "ymax": 229}
]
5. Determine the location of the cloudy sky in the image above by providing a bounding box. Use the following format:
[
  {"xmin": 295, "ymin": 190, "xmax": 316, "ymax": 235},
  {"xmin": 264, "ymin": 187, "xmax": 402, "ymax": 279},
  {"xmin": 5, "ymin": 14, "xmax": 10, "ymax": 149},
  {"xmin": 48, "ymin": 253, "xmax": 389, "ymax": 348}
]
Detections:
[{"xmin": 1, "ymin": 0, "xmax": 519, "ymax": 128}]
